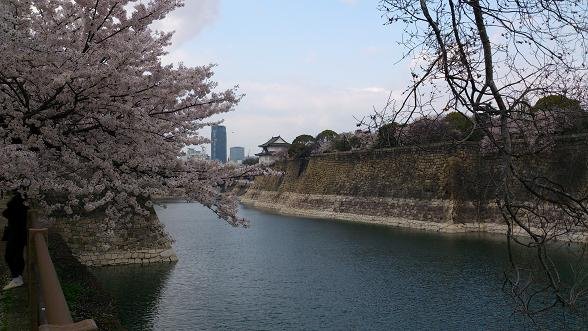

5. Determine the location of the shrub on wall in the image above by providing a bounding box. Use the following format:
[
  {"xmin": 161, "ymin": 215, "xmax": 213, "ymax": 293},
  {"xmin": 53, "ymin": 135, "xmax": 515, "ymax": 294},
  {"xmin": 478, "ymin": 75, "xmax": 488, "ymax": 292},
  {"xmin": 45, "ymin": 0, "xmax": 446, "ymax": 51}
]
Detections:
[
  {"xmin": 329, "ymin": 131, "xmax": 375, "ymax": 152},
  {"xmin": 443, "ymin": 112, "xmax": 485, "ymax": 141},
  {"xmin": 332, "ymin": 134, "xmax": 352, "ymax": 152},
  {"xmin": 316, "ymin": 130, "xmax": 338, "ymax": 143},
  {"xmin": 242, "ymin": 157, "xmax": 259, "ymax": 166},
  {"xmin": 375, "ymin": 123, "xmax": 400, "ymax": 148},
  {"xmin": 532, "ymin": 95, "xmax": 588, "ymax": 135},
  {"xmin": 289, "ymin": 134, "xmax": 316, "ymax": 158},
  {"xmin": 315, "ymin": 130, "xmax": 338, "ymax": 153},
  {"xmin": 401, "ymin": 116, "xmax": 451, "ymax": 145}
]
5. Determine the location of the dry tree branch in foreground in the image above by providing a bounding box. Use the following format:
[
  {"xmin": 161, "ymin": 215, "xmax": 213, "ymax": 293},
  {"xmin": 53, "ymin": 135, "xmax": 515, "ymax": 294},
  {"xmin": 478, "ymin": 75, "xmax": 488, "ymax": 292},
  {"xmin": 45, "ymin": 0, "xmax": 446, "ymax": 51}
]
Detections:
[{"xmin": 378, "ymin": 0, "xmax": 588, "ymax": 323}]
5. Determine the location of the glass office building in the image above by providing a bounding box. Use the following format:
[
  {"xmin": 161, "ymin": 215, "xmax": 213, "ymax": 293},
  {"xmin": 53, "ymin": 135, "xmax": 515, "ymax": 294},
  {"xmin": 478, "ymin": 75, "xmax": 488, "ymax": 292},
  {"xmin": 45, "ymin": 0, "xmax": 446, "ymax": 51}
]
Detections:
[
  {"xmin": 229, "ymin": 147, "xmax": 245, "ymax": 163},
  {"xmin": 211, "ymin": 125, "xmax": 227, "ymax": 163}
]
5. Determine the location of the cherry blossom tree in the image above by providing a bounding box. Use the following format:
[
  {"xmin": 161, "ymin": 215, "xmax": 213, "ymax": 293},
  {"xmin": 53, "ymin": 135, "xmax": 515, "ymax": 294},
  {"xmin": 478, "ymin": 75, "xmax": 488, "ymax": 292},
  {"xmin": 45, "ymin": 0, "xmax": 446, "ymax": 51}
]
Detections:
[{"xmin": 0, "ymin": 0, "xmax": 257, "ymax": 226}]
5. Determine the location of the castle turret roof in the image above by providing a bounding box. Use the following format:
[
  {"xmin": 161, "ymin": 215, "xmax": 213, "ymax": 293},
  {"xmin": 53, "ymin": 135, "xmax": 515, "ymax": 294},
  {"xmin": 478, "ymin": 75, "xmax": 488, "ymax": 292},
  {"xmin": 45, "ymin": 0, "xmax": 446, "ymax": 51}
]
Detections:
[{"xmin": 258, "ymin": 136, "xmax": 291, "ymax": 147}]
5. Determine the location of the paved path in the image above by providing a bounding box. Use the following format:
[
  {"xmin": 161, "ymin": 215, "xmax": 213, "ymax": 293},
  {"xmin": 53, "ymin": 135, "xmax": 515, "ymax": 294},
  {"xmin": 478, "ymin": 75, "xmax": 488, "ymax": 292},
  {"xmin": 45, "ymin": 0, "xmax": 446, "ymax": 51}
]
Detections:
[{"xmin": 0, "ymin": 196, "xmax": 30, "ymax": 331}]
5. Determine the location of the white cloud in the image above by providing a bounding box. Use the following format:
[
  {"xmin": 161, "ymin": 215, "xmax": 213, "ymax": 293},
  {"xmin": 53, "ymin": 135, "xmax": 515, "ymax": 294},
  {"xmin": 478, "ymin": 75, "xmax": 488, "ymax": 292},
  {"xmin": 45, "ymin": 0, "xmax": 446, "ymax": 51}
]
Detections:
[
  {"xmin": 212, "ymin": 82, "xmax": 402, "ymax": 155},
  {"xmin": 152, "ymin": 0, "xmax": 220, "ymax": 47},
  {"xmin": 350, "ymin": 87, "xmax": 388, "ymax": 94}
]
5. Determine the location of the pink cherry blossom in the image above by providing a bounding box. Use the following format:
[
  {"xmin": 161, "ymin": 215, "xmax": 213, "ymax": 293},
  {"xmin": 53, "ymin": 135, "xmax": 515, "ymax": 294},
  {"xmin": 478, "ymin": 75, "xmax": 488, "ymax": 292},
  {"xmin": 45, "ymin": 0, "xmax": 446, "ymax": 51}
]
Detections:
[{"xmin": 0, "ymin": 0, "xmax": 260, "ymax": 226}]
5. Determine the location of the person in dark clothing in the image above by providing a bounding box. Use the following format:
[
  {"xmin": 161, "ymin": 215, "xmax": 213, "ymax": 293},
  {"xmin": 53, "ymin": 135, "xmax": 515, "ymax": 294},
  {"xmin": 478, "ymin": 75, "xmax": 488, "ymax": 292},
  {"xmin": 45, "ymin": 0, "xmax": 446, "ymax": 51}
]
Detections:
[{"xmin": 2, "ymin": 193, "xmax": 28, "ymax": 290}]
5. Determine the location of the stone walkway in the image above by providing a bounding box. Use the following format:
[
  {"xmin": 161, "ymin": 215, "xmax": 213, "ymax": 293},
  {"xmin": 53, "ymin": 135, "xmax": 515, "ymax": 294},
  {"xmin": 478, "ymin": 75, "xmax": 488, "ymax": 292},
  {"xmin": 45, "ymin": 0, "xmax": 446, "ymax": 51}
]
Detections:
[{"xmin": 0, "ymin": 196, "xmax": 30, "ymax": 331}]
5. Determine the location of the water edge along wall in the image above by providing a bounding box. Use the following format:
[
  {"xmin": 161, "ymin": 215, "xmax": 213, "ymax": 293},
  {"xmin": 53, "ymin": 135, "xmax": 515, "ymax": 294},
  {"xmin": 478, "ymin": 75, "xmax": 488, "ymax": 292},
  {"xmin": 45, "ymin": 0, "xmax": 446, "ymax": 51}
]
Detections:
[{"xmin": 241, "ymin": 135, "xmax": 588, "ymax": 241}]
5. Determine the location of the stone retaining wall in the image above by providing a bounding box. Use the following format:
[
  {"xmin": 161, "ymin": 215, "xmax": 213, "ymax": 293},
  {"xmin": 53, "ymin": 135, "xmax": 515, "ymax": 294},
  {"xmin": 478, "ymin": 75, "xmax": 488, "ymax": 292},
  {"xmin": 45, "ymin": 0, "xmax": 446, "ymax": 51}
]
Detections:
[
  {"xmin": 0, "ymin": 194, "xmax": 177, "ymax": 267},
  {"xmin": 242, "ymin": 134, "xmax": 588, "ymax": 240},
  {"xmin": 241, "ymin": 190, "xmax": 587, "ymax": 242},
  {"xmin": 52, "ymin": 211, "xmax": 177, "ymax": 266}
]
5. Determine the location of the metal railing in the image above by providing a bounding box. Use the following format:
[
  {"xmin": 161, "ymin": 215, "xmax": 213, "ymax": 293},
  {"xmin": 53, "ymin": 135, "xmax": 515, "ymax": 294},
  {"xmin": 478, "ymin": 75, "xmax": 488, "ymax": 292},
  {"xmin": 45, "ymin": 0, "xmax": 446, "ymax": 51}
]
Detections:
[{"xmin": 26, "ymin": 210, "xmax": 98, "ymax": 331}]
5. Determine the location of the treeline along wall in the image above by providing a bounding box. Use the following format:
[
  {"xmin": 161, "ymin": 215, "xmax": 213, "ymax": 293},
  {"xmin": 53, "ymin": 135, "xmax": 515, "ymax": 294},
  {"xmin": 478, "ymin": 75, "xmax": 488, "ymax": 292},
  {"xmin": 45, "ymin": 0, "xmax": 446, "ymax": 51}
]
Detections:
[{"xmin": 241, "ymin": 134, "xmax": 588, "ymax": 236}]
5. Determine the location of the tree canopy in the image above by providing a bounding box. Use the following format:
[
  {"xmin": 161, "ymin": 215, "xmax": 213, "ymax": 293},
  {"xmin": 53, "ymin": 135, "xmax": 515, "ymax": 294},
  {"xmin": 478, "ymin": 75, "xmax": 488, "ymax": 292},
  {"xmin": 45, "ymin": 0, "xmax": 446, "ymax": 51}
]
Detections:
[
  {"xmin": 0, "ymin": 0, "xmax": 255, "ymax": 226},
  {"xmin": 374, "ymin": 123, "xmax": 400, "ymax": 148},
  {"xmin": 242, "ymin": 157, "xmax": 259, "ymax": 166},
  {"xmin": 443, "ymin": 112, "xmax": 484, "ymax": 141},
  {"xmin": 532, "ymin": 95, "xmax": 588, "ymax": 134},
  {"xmin": 288, "ymin": 134, "xmax": 316, "ymax": 158},
  {"xmin": 315, "ymin": 130, "xmax": 338, "ymax": 143}
]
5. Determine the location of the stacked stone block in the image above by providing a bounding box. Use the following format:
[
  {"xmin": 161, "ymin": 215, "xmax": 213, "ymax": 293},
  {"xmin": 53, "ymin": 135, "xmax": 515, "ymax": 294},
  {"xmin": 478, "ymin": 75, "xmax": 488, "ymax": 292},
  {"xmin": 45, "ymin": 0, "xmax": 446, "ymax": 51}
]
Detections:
[
  {"xmin": 242, "ymin": 134, "xmax": 588, "ymax": 241},
  {"xmin": 52, "ymin": 211, "xmax": 178, "ymax": 266}
]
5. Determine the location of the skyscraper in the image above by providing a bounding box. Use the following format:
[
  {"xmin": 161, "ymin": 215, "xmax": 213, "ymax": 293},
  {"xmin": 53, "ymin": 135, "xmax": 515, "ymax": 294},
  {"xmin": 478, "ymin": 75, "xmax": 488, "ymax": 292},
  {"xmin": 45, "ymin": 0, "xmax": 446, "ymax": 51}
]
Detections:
[
  {"xmin": 211, "ymin": 125, "xmax": 227, "ymax": 163},
  {"xmin": 229, "ymin": 146, "xmax": 245, "ymax": 163}
]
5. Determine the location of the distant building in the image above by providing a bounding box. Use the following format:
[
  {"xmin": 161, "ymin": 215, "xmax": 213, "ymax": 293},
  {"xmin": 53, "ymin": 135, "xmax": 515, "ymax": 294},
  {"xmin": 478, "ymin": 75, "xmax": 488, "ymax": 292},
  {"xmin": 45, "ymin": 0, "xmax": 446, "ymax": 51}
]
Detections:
[
  {"xmin": 255, "ymin": 136, "xmax": 291, "ymax": 165},
  {"xmin": 211, "ymin": 125, "xmax": 227, "ymax": 163},
  {"xmin": 229, "ymin": 147, "xmax": 245, "ymax": 164},
  {"xmin": 181, "ymin": 147, "xmax": 208, "ymax": 161}
]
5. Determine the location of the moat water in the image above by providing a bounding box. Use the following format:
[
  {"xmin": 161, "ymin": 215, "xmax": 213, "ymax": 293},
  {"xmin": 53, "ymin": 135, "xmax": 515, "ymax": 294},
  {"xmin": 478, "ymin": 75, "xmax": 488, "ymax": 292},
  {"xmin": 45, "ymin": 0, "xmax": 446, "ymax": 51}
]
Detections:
[{"xmin": 92, "ymin": 202, "xmax": 588, "ymax": 330}]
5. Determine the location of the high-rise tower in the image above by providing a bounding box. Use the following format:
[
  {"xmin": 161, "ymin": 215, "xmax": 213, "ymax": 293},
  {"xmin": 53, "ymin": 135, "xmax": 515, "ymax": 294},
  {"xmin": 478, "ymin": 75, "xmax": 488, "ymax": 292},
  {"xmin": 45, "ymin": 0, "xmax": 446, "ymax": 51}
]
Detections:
[
  {"xmin": 211, "ymin": 125, "xmax": 227, "ymax": 163},
  {"xmin": 229, "ymin": 146, "xmax": 245, "ymax": 163}
]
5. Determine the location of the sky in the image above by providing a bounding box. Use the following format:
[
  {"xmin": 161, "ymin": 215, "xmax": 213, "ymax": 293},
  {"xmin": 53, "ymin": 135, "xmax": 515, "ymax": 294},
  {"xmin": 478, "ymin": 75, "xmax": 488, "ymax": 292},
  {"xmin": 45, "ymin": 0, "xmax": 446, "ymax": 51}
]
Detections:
[{"xmin": 156, "ymin": 0, "xmax": 411, "ymax": 156}]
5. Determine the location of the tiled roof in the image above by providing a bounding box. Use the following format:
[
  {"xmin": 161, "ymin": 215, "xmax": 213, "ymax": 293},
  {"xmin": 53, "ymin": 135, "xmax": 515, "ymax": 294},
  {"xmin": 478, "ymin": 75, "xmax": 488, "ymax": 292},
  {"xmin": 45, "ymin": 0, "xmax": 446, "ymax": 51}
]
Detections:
[
  {"xmin": 255, "ymin": 151, "xmax": 274, "ymax": 156},
  {"xmin": 259, "ymin": 136, "xmax": 291, "ymax": 147}
]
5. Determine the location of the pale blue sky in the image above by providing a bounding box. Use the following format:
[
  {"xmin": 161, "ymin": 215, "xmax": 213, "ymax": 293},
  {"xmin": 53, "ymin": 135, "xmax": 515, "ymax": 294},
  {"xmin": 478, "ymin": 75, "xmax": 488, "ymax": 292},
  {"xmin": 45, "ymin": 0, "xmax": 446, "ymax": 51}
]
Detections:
[{"xmin": 159, "ymin": 0, "xmax": 411, "ymax": 156}]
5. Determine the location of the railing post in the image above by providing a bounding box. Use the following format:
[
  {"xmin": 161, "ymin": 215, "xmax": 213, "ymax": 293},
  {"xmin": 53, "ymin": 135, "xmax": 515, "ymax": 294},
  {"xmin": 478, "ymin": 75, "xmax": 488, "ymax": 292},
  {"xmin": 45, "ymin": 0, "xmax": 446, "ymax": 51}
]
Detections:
[
  {"xmin": 28, "ymin": 210, "xmax": 41, "ymax": 331},
  {"xmin": 33, "ymin": 230, "xmax": 73, "ymax": 326},
  {"xmin": 26, "ymin": 208, "xmax": 98, "ymax": 331}
]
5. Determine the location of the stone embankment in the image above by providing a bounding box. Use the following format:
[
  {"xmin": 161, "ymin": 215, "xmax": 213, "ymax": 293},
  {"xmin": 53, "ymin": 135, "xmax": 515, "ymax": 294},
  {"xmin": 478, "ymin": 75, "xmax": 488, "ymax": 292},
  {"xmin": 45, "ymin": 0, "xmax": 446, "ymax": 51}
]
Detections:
[
  {"xmin": 0, "ymin": 196, "xmax": 178, "ymax": 266},
  {"xmin": 0, "ymin": 194, "xmax": 177, "ymax": 268},
  {"xmin": 241, "ymin": 191, "xmax": 501, "ymax": 233},
  {"xmin": 241, "ymin": 135, "xmax": 588, "ymax": 242},
  {"xmin": 53, "ymin": 211, "xmax": 178, "ymax": 266},
  {"xmin": 240, "ymin": 191, "xmax": 587, "ymax": 242}
]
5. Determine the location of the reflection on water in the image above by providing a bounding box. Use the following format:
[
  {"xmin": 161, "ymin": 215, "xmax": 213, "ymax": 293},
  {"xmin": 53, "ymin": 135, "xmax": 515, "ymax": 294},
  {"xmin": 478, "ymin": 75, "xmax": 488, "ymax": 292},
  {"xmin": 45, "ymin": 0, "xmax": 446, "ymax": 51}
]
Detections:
[
  {"xmin": 91, "ymin": 263, "xmax": 175, "ymax": 330},
  {"xmin": 92, "ymin": 202, "xmax": 588, "ymax": 330}
]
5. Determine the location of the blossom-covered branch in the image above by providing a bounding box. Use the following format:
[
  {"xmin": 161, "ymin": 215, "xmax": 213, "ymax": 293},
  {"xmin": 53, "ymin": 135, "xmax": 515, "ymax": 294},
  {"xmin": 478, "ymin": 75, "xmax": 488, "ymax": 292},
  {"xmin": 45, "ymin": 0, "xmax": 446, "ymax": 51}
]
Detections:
[{"xmin": 0, "ymin": 0, "xmax": 253, "ymax": 225}]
